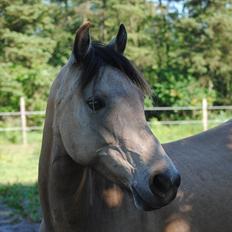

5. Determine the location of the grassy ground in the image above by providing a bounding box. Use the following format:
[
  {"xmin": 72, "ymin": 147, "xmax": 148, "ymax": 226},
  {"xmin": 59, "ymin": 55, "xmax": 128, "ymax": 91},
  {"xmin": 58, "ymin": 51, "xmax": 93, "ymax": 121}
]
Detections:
[
  {"xmin": 0, "ymin": 132, "xmax": 42, "ymax": 222},
  {"xmin": 0, "ymin": 122, "xmax": 223, "ymax": 222},
  {"xmin": 150, "ymin": 121, "xmax": 221, "ymax": 143}
]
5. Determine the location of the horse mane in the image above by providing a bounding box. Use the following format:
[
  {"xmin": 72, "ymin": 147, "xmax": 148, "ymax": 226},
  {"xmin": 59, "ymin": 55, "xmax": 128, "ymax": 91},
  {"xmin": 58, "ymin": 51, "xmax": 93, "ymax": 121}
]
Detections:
[{"xmin": 76, "ymin": 42, "xmax": 151, "ymax": 95}]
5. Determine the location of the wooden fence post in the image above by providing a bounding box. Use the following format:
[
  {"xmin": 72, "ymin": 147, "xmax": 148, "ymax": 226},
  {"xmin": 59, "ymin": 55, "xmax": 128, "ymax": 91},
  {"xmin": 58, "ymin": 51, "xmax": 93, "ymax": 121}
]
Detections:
[
  {"xmin": 202, "ymin": 98, "xmax": 208, "ymax": 131},
  {"xmin": 20, "ymin": 97, "xmax": 27, "ymax": 145}
]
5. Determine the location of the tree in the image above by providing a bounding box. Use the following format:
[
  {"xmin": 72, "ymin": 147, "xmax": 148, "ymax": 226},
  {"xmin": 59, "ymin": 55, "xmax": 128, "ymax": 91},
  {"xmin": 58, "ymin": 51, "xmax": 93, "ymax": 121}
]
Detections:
[
  {"xmin": 0, "ymin": 0, "xmax": 231, "ymax": 115},
  {"xmin": 0, "ymin": 0, "xmax": 58, "ymax": 111}
]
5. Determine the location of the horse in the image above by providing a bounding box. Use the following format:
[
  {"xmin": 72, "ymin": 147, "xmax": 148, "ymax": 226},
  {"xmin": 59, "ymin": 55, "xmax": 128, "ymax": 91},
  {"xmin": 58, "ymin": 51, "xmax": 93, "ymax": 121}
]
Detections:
[
  {"xmin": 39, "ymin": 23, "xmax": 232, "ymax": 232},
  {"xmin": 38, "ymin": 22, "xmax": 180, "ymax": 232},
  {"xmin": 160, "ymin": 119, "xmax": 232, "ymax": 232}
]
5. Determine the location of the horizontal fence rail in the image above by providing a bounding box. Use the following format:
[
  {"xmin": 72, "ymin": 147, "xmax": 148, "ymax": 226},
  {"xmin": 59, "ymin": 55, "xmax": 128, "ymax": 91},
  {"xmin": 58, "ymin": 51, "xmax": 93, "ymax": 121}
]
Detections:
[
  {"xmin": 0, "ymin": 126, "xmax": 43, "ymax": 132},
  {"xmin": 0, "ymin": 97, "xmax": 231, "ymax": 144},
  {"xmin": 145, "ymin": 105, "xmax": 232, "ymax": 111},
  {"xmin": 149, "ymin": 119, "xmax": 226, "ymax": 125},
  {"xmin": 0, "ymin": 111, "xmax": 46, "ymax": 116}
]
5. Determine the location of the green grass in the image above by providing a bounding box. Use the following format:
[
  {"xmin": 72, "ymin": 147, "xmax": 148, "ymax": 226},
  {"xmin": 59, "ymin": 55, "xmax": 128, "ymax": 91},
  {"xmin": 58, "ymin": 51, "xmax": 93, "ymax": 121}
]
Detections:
[
  {"xmin": 0, "ymin": 183, "xmax": 40, "ymax": 222},
  {"xmin": 150, "ymin": 121, "xmax": 222, "ymax": 143},
  {"xmin": 0, "ymin": 135, "xmax": 41, "ymax": 222},
  {"xmin": 0, "ymin": 144, "xmax": 40, "ymax": 184},
  {"xmin": 0, "ymin": 131, "xmax": 42, "ymax": 145},
  {"xmin": 0, "ymin": 122, "xmax": 224, "ymax": 222}
]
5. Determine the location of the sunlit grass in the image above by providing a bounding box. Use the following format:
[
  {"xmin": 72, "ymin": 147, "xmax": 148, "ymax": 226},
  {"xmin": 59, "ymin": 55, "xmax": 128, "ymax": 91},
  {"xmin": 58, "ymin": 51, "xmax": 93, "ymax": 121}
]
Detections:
[
  {"xmin": 150, "ymin": 121, "xmax": 221, "ymax": 143},
  {"xmin": 0, "ymin": 137, "xmax": 41, "ymax": 222},
  {"xmin": 0, "ymin": 144, "xmax": 40, "ymax": 184}
]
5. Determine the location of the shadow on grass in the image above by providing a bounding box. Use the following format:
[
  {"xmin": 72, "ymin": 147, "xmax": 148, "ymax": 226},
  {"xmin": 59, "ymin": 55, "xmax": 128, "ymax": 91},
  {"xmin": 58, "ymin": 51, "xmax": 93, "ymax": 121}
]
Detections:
[{"xmin": 0, "ymin": 182, "xmax": 41, "ymax": 222}]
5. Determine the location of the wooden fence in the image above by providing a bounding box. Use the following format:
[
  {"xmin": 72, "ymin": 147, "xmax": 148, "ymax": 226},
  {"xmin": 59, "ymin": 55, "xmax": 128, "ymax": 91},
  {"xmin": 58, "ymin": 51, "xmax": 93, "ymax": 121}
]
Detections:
[{"xmin": 0, "ymin": 97, "xmax": 231, "ymax": 144}]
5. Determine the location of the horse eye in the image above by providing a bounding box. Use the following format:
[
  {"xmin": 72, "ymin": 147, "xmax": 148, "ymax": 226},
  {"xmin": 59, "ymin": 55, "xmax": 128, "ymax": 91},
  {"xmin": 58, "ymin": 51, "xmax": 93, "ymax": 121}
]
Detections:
[{"xmin": 86, "ymin": 97, "xmax": 105, "ymax": 111}]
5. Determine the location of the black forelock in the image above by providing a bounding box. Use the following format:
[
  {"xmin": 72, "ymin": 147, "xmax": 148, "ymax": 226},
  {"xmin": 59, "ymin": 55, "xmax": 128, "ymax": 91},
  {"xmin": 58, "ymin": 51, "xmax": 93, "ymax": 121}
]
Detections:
[{"xmin": 76, "ymin": 42, "xmax": 150, "ymax": 95}]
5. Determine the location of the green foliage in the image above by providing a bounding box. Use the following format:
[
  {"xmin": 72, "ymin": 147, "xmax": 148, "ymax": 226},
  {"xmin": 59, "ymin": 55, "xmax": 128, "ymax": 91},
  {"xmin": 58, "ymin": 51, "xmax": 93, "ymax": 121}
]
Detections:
[
  {"xmin": 0, "ymin": 183, "xmax": 40, "ymax": 222},
  {"xmin": 0, "ymin": 0, "xmax": 58, "ymax": 112},
  {"xmin": 153, "ymin": 69, "xmax": 216, "ymax": 106},
  {"xmin": 0, "ymin": 0, "xmax": 231, "ymax": 114},
  {"xmin": 144, "ymin": 96, "xmax": 153, "ymax": 108}
]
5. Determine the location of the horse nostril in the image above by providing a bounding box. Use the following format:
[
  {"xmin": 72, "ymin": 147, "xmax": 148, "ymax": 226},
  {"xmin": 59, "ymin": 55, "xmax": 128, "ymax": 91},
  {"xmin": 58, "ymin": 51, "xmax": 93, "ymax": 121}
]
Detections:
[
  {"xmin": 149, "ymin": 172, "xmax": 180, "ymax": 198},
  {"xmin": 151, "ymin": 173, "xmax": 171, "ymax": 197}
]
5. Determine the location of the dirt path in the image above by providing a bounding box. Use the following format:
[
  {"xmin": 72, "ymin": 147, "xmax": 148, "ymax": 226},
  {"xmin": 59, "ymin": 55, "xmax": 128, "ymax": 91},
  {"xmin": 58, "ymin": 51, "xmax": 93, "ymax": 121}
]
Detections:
[{"xmin": 0, "ymin": 203, "xmax": 39, "ymax": 232}]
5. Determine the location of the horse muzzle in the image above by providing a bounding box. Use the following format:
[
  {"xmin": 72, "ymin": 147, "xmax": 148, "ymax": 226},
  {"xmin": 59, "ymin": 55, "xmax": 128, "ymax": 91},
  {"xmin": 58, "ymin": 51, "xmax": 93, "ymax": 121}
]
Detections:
[
  {"xmin": 131, "ymin": 169, "xmax": 181, "ymax": 211},
  {"xmin": 95, "ymin": 144, "xmax": 181, "ymax": 211}
]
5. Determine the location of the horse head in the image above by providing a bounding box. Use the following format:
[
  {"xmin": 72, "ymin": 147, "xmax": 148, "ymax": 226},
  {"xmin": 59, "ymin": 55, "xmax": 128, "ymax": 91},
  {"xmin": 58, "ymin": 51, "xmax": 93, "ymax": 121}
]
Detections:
[{"xmin": 56, "ymin": 22, "xmax": 180, "ymax": 211}]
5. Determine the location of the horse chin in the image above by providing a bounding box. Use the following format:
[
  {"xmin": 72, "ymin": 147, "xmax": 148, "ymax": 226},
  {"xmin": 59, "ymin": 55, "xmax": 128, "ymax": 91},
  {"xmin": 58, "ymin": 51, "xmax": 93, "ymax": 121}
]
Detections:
[{"xmin": 131, "ymin": 186, "xmax": 163, "ymax": 211}]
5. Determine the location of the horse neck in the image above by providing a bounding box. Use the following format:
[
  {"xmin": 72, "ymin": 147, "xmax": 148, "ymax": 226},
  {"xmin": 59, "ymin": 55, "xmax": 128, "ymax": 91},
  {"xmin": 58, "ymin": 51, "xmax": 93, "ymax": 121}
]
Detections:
[
  {"xmin": 39, "ymin": 72, "xmax": 139, "ymax": 230},
  {"xmin": 51, "ymin": 133, "xmax": 126, "ymax": 209},
  {"xmin": 42, "ymin": 102, "xmax": 126, "ymax": 208}
]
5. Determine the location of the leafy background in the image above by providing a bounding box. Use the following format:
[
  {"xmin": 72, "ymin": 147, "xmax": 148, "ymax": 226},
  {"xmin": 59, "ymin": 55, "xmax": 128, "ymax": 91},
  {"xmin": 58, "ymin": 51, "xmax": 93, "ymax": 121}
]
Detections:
[{"xmin": 1, "ymin": 0, "xmax": 231, "ymax": 115}]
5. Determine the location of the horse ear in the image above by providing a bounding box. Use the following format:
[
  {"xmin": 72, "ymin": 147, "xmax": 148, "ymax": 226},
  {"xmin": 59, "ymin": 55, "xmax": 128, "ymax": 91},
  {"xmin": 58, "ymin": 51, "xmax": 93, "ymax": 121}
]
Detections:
[
  {"xmin": 108, "ymin": 24, "xmax": 127, "ymax": 54},
  {"xmin": 73, "ymin": 22, "xmax": 91, "ymax": 62}
]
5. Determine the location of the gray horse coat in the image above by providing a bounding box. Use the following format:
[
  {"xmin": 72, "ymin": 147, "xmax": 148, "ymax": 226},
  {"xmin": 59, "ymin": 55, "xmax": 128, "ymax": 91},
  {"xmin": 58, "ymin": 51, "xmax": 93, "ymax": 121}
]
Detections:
[{"xmin": 38, "ymin": 23, "xmax": 232, "ymax": 232}]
